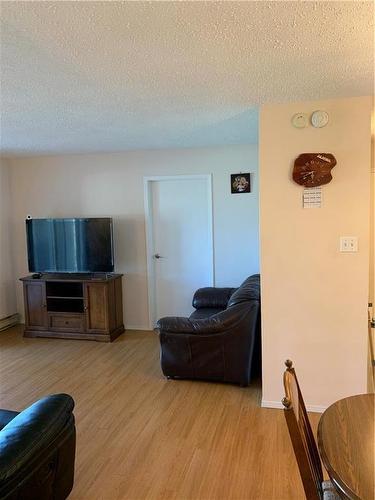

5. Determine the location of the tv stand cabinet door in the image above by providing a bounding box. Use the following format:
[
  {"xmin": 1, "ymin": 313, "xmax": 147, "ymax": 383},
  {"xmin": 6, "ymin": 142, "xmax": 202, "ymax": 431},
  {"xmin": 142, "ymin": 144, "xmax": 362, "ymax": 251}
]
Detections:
[
  {"xmin": 84, "ymin": 282, "xmax": 109, "ymax": 333},
  {"xmin": 24, "ymin": 281, "xmax": 48, "ymax": 330}
]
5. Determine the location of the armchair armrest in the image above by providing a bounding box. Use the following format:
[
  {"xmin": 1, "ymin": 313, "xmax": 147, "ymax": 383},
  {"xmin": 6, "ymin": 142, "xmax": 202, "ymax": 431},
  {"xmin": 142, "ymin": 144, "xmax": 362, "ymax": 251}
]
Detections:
[
  {"xmin": 157, "ymin": 316, "xmax": 225, "ymax": 335},
  {"xmin": 156, "ymin": 304, "xmax": 249, "ymax": 335},
  {"xmin": 192, "ymin": 287, "xmax": 236, "ymax": 310},
  {"xmin": 0, "ymin": 394, "xmax": 74, "ymax": 483}
]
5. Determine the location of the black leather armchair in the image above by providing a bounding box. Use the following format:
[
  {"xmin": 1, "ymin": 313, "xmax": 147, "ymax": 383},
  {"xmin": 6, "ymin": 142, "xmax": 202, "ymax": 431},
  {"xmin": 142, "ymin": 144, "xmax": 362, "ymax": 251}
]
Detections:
[
  {"xmin": 156, "ymin": 275, "xmax": 261, "ymax": 386},
  {"xmin": 0, "ymin": 394, "xmax": 76, "ymax": 500}
]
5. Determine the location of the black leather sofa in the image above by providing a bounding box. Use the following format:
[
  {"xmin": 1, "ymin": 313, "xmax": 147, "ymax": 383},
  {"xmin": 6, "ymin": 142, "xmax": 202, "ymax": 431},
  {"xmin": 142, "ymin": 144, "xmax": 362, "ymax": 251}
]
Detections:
[
  {"xmin": 0, "ymin": 394, "xmax": 76, "ymax": 500},
  {"xmin": 156, "ymin": 274, "xmax": 261, "ymax": 386}
]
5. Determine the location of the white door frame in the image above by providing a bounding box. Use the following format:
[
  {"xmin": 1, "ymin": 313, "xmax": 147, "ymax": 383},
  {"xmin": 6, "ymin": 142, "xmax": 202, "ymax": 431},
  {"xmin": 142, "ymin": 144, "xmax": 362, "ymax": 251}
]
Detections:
[{"xmin": 144, "ymin": 174, "xmax": 215, "ymax": 329}]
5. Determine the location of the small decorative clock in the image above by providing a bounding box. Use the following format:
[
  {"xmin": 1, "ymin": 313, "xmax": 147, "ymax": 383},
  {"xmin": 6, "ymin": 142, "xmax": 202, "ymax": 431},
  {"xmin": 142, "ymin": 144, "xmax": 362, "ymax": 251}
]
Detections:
[{"xmin": 293, "ymin": 153, "xmax": 337, "ymax": 187}]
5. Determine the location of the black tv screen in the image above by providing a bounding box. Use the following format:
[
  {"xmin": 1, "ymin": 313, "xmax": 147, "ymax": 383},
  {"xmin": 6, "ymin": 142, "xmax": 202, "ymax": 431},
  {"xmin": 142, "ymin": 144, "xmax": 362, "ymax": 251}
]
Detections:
[{"xmin": 26, "ymin": 218, "xmax": 114, "ymax": 273}]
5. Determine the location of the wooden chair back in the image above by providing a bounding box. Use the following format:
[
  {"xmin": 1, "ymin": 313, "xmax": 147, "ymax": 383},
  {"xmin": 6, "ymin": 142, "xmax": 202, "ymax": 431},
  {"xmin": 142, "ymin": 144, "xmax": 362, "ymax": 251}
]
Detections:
[{"xmin": 282, "ymin": 359, "xmax": 323, "ymax": 500}]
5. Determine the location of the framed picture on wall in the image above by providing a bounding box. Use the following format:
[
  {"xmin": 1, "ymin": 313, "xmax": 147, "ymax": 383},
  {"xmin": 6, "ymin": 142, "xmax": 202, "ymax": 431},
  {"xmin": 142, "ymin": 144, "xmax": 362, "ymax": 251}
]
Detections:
[{"xmin": 231, "ymin": 173, "xmax": 251, "ymax": 194}]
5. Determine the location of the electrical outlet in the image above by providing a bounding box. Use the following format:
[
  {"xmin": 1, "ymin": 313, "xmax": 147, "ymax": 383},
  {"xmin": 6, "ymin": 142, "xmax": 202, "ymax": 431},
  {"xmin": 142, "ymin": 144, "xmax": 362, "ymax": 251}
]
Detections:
[{"xmin": 340, "ymin": 236, "xmax": 358, "ymax": 252}]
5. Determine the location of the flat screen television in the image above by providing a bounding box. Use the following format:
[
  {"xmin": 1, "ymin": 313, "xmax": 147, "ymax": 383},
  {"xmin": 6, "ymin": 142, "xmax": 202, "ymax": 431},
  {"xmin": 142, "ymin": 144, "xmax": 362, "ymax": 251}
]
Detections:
[{"xmin": 26, "ymin": 218, "xmax": 114, "ymax": 273}]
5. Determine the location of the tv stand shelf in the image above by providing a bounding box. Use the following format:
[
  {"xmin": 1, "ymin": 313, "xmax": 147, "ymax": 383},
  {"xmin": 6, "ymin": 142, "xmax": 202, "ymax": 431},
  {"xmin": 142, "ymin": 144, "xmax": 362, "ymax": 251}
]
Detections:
[
  {"xmin": 46, "ymin": 296, "xmax": 84, "ymax": 300},
  {"xmin": 20, "ymin": 274, "xmax": 124, "ymax": 342}
]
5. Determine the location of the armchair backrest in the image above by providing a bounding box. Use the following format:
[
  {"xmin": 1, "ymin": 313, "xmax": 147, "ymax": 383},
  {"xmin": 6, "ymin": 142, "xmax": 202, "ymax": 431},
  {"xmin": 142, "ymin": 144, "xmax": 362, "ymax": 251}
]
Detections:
[
  {"xmin": 192, "ymin": 287, "xmax": 235, "ymax": 310},
  {"xmin": 227, "ymin": 274, "xmax": 260, "ymax": 308}
]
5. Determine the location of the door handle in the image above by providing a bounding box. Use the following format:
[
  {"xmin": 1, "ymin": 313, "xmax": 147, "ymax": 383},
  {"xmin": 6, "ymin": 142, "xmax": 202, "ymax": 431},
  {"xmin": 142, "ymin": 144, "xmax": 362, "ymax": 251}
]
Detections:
[{"xmin": 154, "ymin": 254, "xmax": 164, "ymax": 259}]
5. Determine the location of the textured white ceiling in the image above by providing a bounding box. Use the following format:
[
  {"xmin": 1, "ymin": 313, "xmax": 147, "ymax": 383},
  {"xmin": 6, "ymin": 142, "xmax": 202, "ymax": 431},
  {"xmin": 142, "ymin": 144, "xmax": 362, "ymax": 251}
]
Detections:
[{"xmin": 0, "ymin": 1, "xmax": 373, "ymax": 156}]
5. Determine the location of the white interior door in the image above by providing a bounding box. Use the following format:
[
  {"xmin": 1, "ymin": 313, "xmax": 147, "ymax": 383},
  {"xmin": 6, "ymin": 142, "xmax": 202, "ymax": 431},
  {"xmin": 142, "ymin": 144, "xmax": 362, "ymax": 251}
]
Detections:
[{"xmin": 145, "ymin": 176, "xmax": 213, "ymax": 326}]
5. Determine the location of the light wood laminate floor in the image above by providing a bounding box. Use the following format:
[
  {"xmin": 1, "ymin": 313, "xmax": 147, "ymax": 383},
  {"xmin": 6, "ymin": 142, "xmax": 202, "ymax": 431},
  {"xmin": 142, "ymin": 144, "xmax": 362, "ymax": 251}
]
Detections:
[{"xmin": 0, "ymin": 325, "xmax": 319, "ymax": 500}]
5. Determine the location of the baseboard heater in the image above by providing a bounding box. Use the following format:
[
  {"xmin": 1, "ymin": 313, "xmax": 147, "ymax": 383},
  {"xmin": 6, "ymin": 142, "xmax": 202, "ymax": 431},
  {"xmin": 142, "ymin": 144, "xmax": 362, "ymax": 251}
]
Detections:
[{"xmin": 0, "ymin": 313, "xmax": 20, "ymax": 332}]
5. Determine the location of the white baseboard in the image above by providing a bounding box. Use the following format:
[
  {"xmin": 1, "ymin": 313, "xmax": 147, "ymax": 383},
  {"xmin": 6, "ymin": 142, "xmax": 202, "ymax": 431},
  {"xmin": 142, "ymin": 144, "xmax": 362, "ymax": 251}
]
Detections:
[
  {"xmin": 261, "ymin": 399, "xmax": 327, "ymax": 414},
  {"xmin": 0, "ymin": 313, "xmax": 20, "ymax": 332},
  {"xmin": 124, "ymin": 325, "xmax": 153, "ymax": 332}
]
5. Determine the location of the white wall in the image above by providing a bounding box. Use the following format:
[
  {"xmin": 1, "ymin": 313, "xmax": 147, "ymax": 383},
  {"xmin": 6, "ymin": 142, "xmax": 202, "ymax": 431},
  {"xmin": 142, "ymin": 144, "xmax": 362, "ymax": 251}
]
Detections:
[
  {"xmin": 0, "ymin": 157, "xmax": 17, "ymax": 319},
  {"xmin": 259, "ymin": 96, "xmax": 372, "ymax": 410},
  {"xmin": 8, "ymin": 145, "xmax": 259, "ymax": 329}
]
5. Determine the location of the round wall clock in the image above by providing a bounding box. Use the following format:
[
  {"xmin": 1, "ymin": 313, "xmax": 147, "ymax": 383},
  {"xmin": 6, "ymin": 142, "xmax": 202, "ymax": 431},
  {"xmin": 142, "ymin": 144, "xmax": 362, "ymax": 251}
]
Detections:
[
  {"xmin": 293, "ymin": 153, "xmax": 337, "ymax": 187},
  {"xmin": 311, "ymin": 110, "xmax": 329, "ymax": 128},
  {"xmin": 291, "ymin": 113, "xmax": 308, "ymax": 129}
]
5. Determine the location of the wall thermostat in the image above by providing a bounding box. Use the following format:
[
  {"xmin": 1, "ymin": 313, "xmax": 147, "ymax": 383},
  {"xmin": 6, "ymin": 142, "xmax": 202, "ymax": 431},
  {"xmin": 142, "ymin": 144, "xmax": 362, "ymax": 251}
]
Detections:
[{"xmin": 311, "ymin": 110, "xmax": 329, "ymax": 128}]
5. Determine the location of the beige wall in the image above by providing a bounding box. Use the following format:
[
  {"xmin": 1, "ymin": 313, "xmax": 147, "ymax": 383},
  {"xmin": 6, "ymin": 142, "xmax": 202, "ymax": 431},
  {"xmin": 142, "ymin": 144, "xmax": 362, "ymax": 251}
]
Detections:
[
  {"xmin": 260, "ymin": 96, "xmax": 372, "ymax": 410},
  {"xmin": 369, "ymin": 105, "xmax": 375, "ymax": 392},
  {"xmin": 370, "ymin": 107, "xmax": 375, "ymax": 313},
  {"xmin": 8, "ymin": 145, "xmax": 259, "ymax": 329},
  {"xmin": 0, "ymin": 158, "xmax": 17, "ymax": 318}
]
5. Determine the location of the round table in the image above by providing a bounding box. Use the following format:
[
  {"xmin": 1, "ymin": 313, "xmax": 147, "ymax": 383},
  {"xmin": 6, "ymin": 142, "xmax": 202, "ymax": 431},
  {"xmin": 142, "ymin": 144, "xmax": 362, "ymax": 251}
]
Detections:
[{"xmin": 317, "ymin": 393, "xmax": 374, "ymax": 500}]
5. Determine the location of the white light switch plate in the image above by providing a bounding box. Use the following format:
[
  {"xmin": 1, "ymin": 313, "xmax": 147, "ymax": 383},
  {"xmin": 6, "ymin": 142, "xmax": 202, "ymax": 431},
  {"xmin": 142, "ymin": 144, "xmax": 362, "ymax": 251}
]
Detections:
[{"xmin": 340, "ymin": 236, "xmax": 358, "ymax": 252}]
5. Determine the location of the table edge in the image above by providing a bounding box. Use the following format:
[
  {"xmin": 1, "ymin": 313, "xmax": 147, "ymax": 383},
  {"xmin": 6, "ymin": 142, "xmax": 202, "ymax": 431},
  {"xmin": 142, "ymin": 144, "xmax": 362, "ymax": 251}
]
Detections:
[{"xmin": 317, "ymin": 394, "xmax": 374, "ymax": 500}]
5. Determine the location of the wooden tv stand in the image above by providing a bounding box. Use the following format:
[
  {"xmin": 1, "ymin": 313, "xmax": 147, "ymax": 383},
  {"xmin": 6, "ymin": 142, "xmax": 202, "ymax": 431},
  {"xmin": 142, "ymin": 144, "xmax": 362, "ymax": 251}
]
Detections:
[{"xmin": 20, "ymin": 274, "xmax": 125, "ymax": 342}]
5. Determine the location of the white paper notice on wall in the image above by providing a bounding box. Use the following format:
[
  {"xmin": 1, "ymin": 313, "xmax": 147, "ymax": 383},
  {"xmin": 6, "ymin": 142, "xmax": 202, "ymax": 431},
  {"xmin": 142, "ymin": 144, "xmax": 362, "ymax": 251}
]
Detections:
[{"xmin": 303, "ymin": 187, "xmax": 322, "ymax": 208}]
